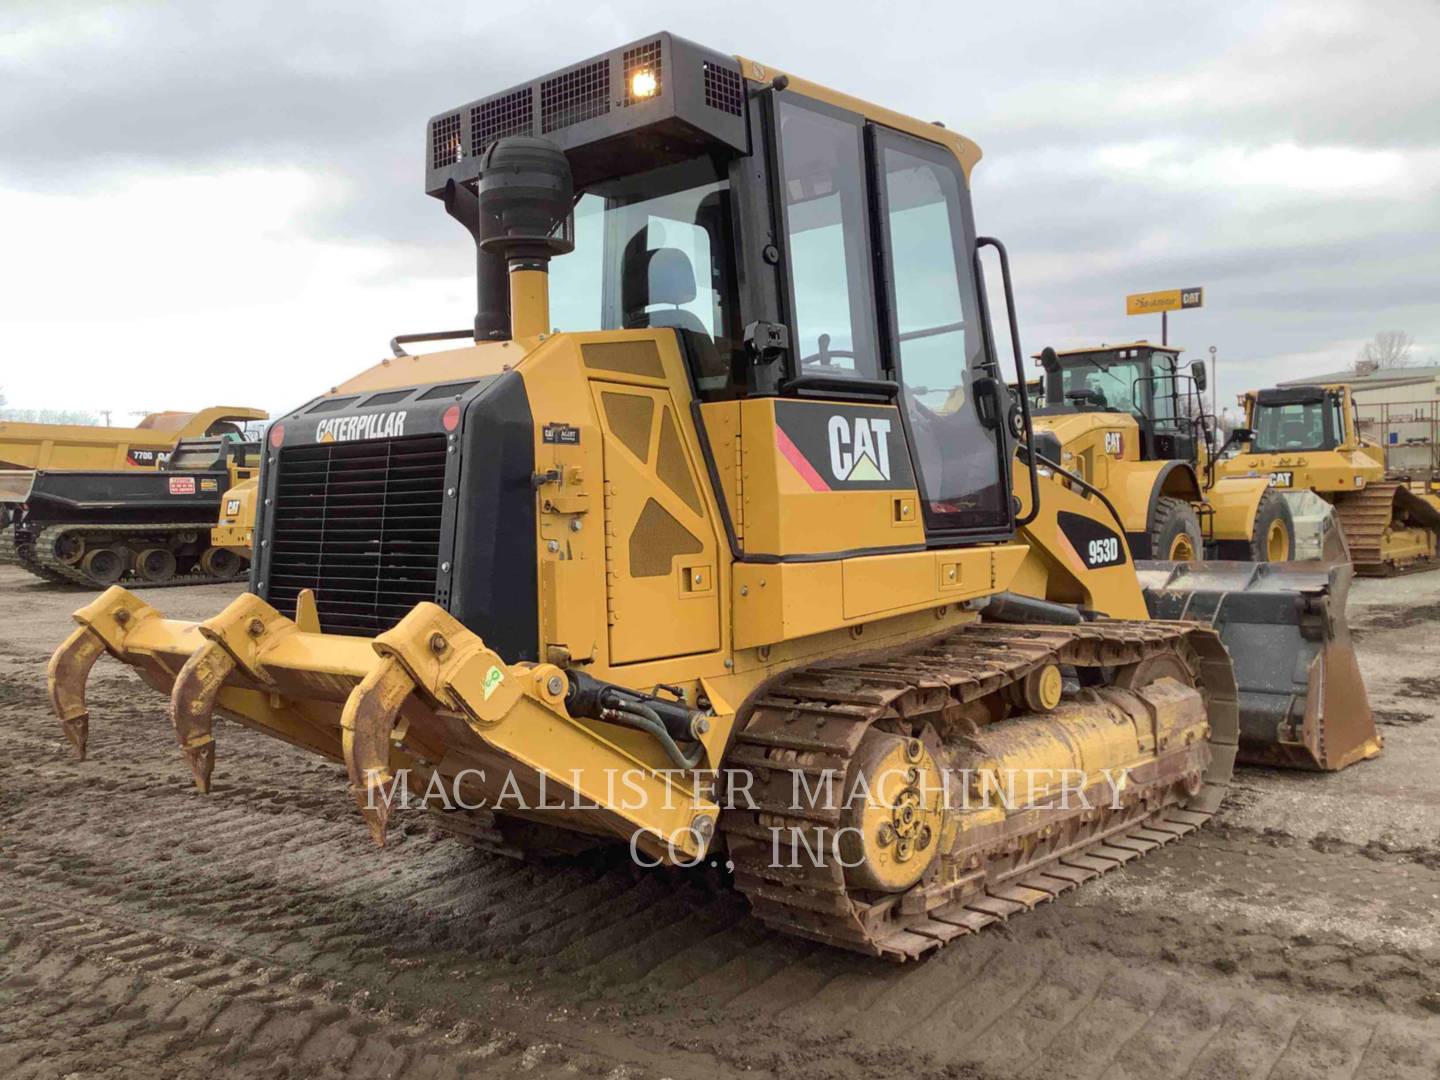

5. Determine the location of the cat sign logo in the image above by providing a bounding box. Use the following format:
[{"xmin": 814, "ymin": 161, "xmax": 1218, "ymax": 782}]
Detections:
[
  {"xmin": 1104, "ymin": 431, "xmax": 1124, "ymax": 457},
  {"xmin": 1126, "ymin": 287, "xmax": 1203, "ymax": 315}
]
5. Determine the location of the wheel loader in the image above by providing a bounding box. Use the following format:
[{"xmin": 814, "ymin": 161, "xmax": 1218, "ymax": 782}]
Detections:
[
  {"xmin": 1215, "ymin": 383, "xmax": 1440, "ymax": 574},
  {"xmin": 47, "ymin": 34, "xmax": 1375, "ymax": 961},
  {"xmin": 1030, "ymin": 342, "xmax": 1293, "ymax": 563},
  {"xmin": 10, "ymin": 433, "xmax": 262, "ymax": 587}
]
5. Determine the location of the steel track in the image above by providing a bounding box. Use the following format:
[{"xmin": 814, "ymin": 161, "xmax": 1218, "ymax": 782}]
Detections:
[
  {"xmin": 1332, "ymin": 483, "xmax": 1440, "ymax": 576},
  {"xmin": 26, "ymin": 521, "xmax": 248, "ymax": 590},
  {"xmin": 720, "ymin": 621, "xmax": 1238, "ymax": 961}
]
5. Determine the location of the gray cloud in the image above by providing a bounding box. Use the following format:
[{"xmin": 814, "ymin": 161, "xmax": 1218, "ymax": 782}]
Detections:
[{"xmin": 2, "ymin": 0, "xmax": 1438, "ymax": 400}]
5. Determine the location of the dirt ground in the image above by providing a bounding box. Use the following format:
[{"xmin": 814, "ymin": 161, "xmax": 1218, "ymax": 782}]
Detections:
[{"xmin": 3, "ymin": 564, "xmax": 1439, "ymax": 1080}]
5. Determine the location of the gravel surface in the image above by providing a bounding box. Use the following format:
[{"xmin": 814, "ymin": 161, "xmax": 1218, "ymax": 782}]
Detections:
[{"xmin": 2, "ymin": 564, "xmax": 1438, "ymax": 1079}]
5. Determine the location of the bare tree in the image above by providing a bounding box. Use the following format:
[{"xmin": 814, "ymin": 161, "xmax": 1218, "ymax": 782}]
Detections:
[
  {"xmin": 0, "ymin": 405, "xmax": 102, "ymax": 424},
  {"xmin": 1356, "ymin": 330, "xmax": 1414, "ymax": 372}
]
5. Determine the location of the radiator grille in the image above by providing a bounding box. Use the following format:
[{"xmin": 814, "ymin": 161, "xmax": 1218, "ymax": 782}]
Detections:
[
  {"xmin": 541, "ymin": 58, "xmax": 610, "ymax": 133},
  {"xmin": 470, "ymin": 87, "xmax": 533, "ymax": 154},
  {"xmin": 266, "ymin": 435, "xmax": 447, "ymax": 636},
  {"xmin": 703, "ymin": 62, "xmax": 744, "ymax": 116},
  {"xmin": 430, "ymin": 113, "xmax": 462, "ymax": 169}
]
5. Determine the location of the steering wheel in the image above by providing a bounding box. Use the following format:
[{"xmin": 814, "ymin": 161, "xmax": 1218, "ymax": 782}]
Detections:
[
  {"xmin": 798, "ymin": 349, "xmax": 857, "ymax": 368},
  {"xmin": 797, "ymin": 332, "xmax": 857, "ymax": 370}
]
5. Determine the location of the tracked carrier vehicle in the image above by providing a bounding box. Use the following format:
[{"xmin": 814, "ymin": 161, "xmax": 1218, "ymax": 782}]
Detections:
[{"xmin": 12, "ymin": 435, "xmax": 260, "ymax": 587}]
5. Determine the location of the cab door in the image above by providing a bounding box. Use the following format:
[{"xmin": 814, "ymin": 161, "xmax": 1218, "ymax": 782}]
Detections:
[{"xmin": 868, "ymin": 127, "xmax": 1011, "ymax": 537}]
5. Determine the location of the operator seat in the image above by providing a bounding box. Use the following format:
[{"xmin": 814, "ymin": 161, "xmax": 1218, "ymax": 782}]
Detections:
[{"xmin": 622, "ymin": 247, "xmax": 723, "ymax": 384}]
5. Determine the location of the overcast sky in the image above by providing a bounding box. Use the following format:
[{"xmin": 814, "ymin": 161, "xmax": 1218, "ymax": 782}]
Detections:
[{"xmin": 2, "ymin": 0, "xmax": 1436, "ymax": 421}]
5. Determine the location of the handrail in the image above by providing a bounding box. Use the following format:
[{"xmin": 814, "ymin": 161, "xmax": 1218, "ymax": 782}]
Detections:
[
  {"xmin": 975, "ymin": 236, "xmax": 1040, "ymax": 526},
  {"xmin": 389, "ymin": 329, "xmax": 474, "ymax": 358}
]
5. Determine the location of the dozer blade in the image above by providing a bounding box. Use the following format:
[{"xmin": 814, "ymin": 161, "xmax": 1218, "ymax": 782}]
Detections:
[
  {"xmin": 46, "ymin": 587, "xmax": 719, "ymax": 862},
  {"xmin": 1136, "ymin": 560, "xmax": 1381, "ymax": 771}
]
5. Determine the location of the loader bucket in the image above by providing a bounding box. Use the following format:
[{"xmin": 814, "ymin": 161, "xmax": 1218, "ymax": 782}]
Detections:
[
  {"xmin": 45, "ymin": 587, "xmax": 721, "ymax": 863},
  {"xmin": 1136, "ymin": 560, "xmax": 1380, "ymax": 771}
]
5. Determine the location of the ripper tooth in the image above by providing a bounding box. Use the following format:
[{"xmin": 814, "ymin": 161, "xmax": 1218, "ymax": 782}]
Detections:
[
  {"xmin": 340, "ymin": 658, "xmax": 416, "ymax": 847},
  {"xmin": 168, "ymin": 641, "xmax": 237, "ymax": 793}
]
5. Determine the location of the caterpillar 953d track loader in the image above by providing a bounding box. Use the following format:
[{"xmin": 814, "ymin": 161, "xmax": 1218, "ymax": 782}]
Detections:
[
  {"xmin": 48, "ymin": 34, "xmax": 1372, "ymax": 959},
  {"xmin": 1215, "ymin": 383, "xmax": 1440, "ymax": 575}
]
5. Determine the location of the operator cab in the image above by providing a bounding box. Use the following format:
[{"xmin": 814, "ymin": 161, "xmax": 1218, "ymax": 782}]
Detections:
[
  {"xmin": 1249, "ymin": 386, "xmax": 1349, "ymax": 453},
  {"xmin": 1035, "ymin": 342, "xmax": 1205, "ymax": 462},
  {"xmin": 426, "ymin": 32, "xmax": 1014, "ymax": 541}
]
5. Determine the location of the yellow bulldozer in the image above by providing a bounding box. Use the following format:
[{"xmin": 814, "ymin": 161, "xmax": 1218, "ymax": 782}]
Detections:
[
  {"xmin": 46, "ymin": 35, "xmax": 1375, "ymax": 960},
  {"xmin": 1030, "ymin": 342, "xmax": 1292, "ymax": 563},
  {"xmin": 1215, "ymin": 382, "xmax": 1440, "ymax": 574}
]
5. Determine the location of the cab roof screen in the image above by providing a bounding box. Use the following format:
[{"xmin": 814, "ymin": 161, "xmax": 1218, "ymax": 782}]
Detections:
[{"xmin": 425, "ymin": 32, "xmax": 749, "ymax": 195}]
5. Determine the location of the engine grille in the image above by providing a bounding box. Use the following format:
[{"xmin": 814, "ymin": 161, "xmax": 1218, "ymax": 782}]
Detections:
[{"xmin": 266, "ymin": 435, "xmax": 448, "ymax": 636}]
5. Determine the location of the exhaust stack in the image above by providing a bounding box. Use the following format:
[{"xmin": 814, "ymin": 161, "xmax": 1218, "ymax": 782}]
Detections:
[
  {"xmin": 477, "ymin": 137, "xmax": 575, "ymax": 340},
  {"xmin": 443, "ymin": 179, "xmax": 511, "ymax": 342}
]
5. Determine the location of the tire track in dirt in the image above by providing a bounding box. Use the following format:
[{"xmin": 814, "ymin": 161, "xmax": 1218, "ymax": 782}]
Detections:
[{"xmin": 6, "ymin": 567, "xmax": 1440, "ymax": 1079}]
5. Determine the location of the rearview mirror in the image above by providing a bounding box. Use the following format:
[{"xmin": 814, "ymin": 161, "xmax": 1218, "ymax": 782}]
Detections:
[{"xmin": 1191, "ymin": 360, "xmax": 1207, "ymax": 392}]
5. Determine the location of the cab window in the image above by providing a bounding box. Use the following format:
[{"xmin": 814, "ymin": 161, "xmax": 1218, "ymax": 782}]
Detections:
[
  {"xmin": 875, "ymin": 130, "xmax": 1008, "ymax": 531},
  {"xmin": 548, "ymin": 157, "xmax": 743, "ymax": 399},
  {"xmin": 1253, "ymin": 402, "xmax": 1327, "ymax": 452},
  {"xmin": 1329, "ymin": 394, "xmax": 1347, "ymax": 445},
  {"xmin": 776, "ymin": 97, "xmax": 881, "ymax": 380}
]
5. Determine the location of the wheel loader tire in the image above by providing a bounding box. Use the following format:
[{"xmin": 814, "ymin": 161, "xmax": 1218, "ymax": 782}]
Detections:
[
  {"xmin": 1249, "ymin": 488, "xmax": 1294, "ymax": 562},
  {"xmin": 1149, "ymin": 495, "xmax": 1203, "ymax": 562}
]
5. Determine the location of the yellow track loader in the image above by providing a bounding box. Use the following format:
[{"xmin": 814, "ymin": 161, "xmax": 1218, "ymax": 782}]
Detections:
[
  {"xmin": 48, "ymin": 35, "xmax": 1373, "ymax": 959},
  {"xmin": 1216, "ymin": 383, "xmax": 1440, "ymax": 574},
  {"xmin": 1031, "ymin": 342, "xmax": 1292, "ymax": 563}
]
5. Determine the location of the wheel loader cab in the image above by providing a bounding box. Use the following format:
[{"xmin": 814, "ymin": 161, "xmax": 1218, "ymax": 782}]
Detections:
[{"xmin": 1039, "ymin": 343, "xmax": 1200, "ymax": 463}]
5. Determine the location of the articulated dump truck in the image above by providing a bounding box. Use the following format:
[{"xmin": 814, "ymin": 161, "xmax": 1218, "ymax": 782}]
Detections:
[{"xmin": 48, "ymin": 34, "xmax": 1375, "ymax": 960}]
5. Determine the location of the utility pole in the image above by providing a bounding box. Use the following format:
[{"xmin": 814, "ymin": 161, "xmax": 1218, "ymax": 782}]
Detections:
[{"xmin": 100, "ymin": 410, "xmax": 112, "ymax": 427}]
